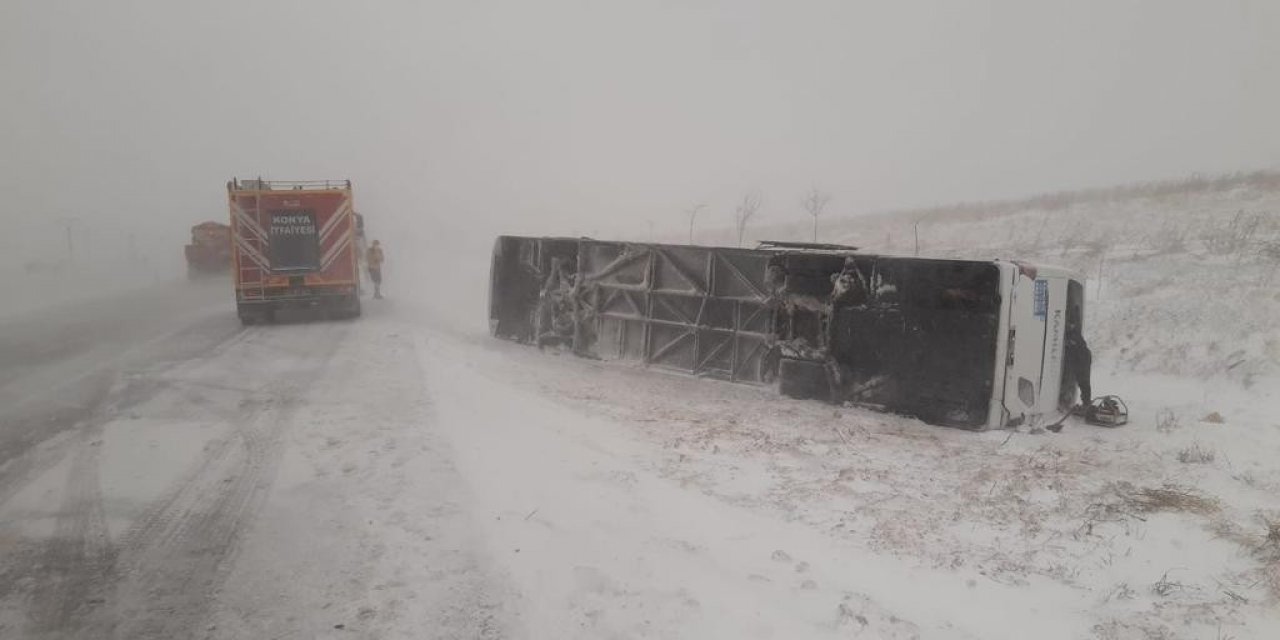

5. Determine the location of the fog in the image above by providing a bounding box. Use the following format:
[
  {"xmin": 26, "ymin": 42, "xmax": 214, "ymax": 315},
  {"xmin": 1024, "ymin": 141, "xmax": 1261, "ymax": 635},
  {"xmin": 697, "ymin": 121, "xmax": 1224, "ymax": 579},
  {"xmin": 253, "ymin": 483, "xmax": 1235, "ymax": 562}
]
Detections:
[
  {"xmin": 7, "ymin": 3, "xmax": 1280, "ymax": 636},
  {"xmin": 2, "ymin": 0, "xmax": 1279, "ymax": 289}
]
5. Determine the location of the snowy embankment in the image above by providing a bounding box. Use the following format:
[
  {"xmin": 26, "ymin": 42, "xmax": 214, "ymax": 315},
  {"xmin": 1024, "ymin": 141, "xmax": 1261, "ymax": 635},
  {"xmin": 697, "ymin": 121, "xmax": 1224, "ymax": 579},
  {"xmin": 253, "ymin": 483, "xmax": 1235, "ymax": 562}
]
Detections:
[
  {"xmin": 421, "ymin": 327, "xmax": 1279, "ymax": 639},
  {"xmin": 404, "ymin": 177, "xmax": 1279, "ymax": 638},
  {"xmin": 423, "ymin": 332, "xmax": 1092, "ymax": 639}
]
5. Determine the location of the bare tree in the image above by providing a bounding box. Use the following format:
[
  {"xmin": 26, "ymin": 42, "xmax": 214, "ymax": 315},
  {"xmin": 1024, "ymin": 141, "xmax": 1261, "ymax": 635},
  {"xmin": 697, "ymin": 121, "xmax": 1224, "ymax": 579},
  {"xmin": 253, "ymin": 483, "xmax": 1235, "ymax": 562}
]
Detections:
[
  {"xmin": 801, "ymin": 187, "xmax": 831, "ymax": 242},
  {"xmin": 734, "ymin": 191, "xmax": 763, "ymax": 247},
  {"xmin": 684, "ymin": 202, "xmax": 706, "ymax": 245}
]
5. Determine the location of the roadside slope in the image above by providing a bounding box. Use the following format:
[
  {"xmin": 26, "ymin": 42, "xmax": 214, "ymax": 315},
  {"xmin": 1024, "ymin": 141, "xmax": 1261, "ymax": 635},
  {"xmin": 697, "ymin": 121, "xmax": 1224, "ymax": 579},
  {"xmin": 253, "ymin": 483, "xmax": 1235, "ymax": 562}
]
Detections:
[{"xmin": 426, "ymin": 325, "xmax": 1280, "ymax": 639}]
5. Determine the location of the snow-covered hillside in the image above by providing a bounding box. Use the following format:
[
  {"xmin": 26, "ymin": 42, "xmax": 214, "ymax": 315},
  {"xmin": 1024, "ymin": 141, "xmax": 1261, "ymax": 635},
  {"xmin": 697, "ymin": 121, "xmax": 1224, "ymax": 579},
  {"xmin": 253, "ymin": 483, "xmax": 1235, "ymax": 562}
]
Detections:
[
  {"xmin": 427, "ymin": 322, "xmax": 1280, "ymax": 639},
  {"xmin": 741, "ymin": 173, "xmax": 1280, "ymax": 387},
  {"xmin": 419, "ymin": 174, "xmax": 1280, "ymax": 638}
]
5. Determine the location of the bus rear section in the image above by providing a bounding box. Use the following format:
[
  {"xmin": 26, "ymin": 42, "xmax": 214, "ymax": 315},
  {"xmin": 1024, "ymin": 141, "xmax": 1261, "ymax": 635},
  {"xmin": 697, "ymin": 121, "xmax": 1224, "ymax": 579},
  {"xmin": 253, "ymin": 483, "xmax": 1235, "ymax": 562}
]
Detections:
[
  {"xmin": 992, "ymin": 264, "xmax": 1087, "ymax": 429},
  {"xmin": 227, "ymin": 179, "xmax": 361, "ymax": 324}
]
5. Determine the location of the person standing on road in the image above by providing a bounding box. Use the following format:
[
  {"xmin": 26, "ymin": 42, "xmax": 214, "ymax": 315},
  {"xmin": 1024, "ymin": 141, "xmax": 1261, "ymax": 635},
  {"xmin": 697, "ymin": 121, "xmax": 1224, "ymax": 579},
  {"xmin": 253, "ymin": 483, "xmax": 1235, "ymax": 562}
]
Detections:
[{"xmin": 366, "ymin": 239, "xmax": 385, "ymax": 299}]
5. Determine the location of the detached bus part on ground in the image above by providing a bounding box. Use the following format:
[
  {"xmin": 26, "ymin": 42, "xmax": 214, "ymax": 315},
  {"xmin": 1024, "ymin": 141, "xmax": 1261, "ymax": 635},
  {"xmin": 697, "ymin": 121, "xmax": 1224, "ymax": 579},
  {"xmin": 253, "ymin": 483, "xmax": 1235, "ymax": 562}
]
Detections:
[
  {"xmin": 227, "ymin": 179, "xmax": 362, "ymax": 324},
  {"xmin": 489, "ymin": 236, "xmax": 1089, "ymax": 430}
]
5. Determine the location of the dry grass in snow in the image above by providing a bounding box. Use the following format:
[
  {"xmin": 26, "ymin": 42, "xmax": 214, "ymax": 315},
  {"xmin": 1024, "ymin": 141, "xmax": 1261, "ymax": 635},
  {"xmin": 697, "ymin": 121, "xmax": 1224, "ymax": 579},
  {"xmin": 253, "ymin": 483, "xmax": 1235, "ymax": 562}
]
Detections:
[{"xmin": 452, "ymin": 173, "xmax": 1280, "ymax": 638}]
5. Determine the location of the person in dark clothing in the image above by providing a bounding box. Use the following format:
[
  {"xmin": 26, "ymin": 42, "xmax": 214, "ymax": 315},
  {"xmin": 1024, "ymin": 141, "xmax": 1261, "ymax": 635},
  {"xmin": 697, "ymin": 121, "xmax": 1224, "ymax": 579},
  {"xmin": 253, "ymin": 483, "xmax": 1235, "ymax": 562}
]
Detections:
[
  {"xmin": 1048, "ymin": 306, "xmax": 1093, "ymax": 433},
  {"xmin": 1063, "ymin": 306, "xmax": 1092, "ymax": 407}
]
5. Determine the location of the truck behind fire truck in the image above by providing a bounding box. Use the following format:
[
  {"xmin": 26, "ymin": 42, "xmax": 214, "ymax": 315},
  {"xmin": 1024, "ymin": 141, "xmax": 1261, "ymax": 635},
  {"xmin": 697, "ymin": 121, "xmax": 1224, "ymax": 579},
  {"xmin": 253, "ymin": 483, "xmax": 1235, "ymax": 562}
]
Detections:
[
  {"xmin": 184, "ymin": 221, "xmax": 231, "ymax": 278},
  {"xmin": 227, "ymin": 179, "xmax": 362, "ymax": 324}
]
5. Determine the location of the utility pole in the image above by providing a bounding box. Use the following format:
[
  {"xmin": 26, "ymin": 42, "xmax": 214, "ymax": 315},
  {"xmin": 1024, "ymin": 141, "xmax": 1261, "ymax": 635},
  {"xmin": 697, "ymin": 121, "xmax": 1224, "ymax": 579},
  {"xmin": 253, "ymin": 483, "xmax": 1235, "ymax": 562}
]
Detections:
[
  {"xmin": 58, "ymin": 217, "xmax": 80, "ymax": 263},
  {"xmin": 801, "ymin": 187, "xmax": 830, "ymax": 243},
  {"xmin": 1096, "ymin": 249, "xmax": 1107, "ymax": 300}
]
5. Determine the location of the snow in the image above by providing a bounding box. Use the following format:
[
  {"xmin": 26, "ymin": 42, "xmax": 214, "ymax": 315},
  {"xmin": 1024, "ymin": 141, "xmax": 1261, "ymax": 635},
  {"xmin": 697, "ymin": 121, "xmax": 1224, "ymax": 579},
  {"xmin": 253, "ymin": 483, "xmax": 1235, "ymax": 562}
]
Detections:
[
  {"xmin": 818, "ymin": 184, "xmax": 1280, "ymax": 387},
  {"xmin": 1, "ymin": 179, "xmax": 1278, "ymax": 639},
  {"xmin": 417, "ymin": 324, "xmax": 1280, "ymax": 639},
  {"xmin": 203, "ymin": 316, "xmax": 507, "ymax": 639},
  {"xmin": 394, "ymin": 178, "xmax": 1280, "ymax": 638},
  {"xmin": 422, "ymin": 332, "xmax": 1095, "ymax": 639}
]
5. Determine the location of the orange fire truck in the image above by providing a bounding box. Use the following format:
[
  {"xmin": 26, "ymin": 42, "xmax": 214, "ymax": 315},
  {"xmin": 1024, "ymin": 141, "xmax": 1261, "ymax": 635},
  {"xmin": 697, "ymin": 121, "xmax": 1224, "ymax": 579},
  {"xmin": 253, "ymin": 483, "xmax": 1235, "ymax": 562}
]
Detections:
[{"xmin": 227, "ymin": 179, "xmax": 362, "ymax": 324}]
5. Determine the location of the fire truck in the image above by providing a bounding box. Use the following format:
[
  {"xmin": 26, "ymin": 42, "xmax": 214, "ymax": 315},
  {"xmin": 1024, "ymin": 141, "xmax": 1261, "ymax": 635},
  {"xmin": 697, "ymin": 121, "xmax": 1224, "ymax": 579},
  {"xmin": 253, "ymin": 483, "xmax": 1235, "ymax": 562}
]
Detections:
[{"xmin": 227, "ymin": 179, "xmax": 362, "ymax": 324}]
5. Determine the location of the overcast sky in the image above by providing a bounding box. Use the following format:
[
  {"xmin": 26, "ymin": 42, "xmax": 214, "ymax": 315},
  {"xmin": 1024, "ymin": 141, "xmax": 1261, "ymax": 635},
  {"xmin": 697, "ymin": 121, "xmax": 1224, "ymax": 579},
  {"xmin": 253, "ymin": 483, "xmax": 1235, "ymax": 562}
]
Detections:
[{"xmin": 2, "ymin": 0, "xmax": 1278, "ymax": 261}]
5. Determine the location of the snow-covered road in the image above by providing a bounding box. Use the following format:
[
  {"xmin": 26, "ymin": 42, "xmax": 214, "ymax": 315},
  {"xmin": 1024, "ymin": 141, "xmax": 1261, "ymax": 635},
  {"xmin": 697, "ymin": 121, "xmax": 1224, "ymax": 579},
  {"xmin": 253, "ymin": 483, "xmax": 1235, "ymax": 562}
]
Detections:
[
  {"xmin": 1, "ymin": 280, "xmax": 1278, "ymax": 639},
  {"xmin": 0, "ymin": 286, "xmax": 506, "ymax": 639}
]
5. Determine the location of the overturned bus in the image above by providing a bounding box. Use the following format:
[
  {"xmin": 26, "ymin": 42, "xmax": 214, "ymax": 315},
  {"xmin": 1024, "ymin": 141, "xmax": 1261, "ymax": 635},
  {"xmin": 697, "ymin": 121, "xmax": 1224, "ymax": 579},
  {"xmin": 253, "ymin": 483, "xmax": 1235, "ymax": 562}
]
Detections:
[{"xmin": 489, "ymin": 236, "xmax": 1086, "ymax": 430}]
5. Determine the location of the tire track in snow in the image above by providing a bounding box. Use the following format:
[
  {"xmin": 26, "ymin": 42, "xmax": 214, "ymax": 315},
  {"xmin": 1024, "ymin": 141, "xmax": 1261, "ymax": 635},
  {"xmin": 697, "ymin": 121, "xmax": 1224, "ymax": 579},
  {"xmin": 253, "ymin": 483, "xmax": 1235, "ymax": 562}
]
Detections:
[
  {"xmin": 0, "ymin": 371, "xmax": 117, "ymax": 510},
  {"xmin": 76, "ymin": 322, "xmax": 352, "ymax": 640},
  {"xmin": 199, "ymin": 318, "xmax": 514, "ymax": 639},
  {"xmin": 26, "ymin": 427, "xmax": 113, "ymax": 636},
  {"xmin": 2, "ymin": 327, "xmax": 266, "ymax": 638},
  {"xmin": 4, "ymin": 368, "xmax": 165, "ymax": 638},
  {"xmin": 0, "ymin": 322, "xmax": 252, "ymax": 512}
]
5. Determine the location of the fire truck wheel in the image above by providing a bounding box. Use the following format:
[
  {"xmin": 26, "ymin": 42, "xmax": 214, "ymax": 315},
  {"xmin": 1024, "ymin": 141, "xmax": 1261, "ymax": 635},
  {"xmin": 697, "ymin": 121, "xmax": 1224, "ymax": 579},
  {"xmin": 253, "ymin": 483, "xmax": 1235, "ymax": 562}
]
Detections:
[
  {"xmin": 341, "ymin": 294, "xmax": 362, "ymax": 320},
  {"xmin": 238, "ymin": 305, "xmax": 274, "ymax": 325}
]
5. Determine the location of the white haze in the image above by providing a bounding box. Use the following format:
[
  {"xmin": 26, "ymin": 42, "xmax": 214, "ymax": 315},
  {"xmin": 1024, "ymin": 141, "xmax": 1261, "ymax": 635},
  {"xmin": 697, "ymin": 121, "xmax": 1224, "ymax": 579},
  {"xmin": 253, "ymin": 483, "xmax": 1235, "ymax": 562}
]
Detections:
[
  {"xmin": 2, "ymin": 0, "xmax": 1278, "ymax": 301},
  {"xmin": 6, "ymin": 4, "xmax": 1280, "ymax": 637}
]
